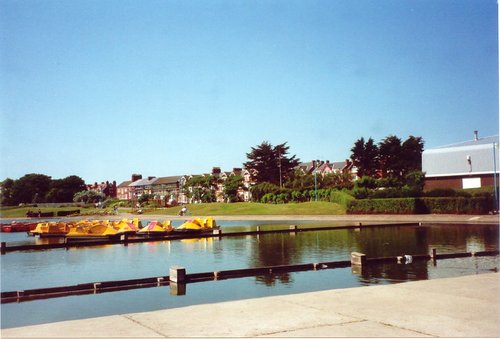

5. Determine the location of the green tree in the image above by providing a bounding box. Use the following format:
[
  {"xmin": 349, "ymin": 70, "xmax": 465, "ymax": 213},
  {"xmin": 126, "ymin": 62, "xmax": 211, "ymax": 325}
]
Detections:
[
  {"xmin": 285, "ymin": 169, "xmax": 315, "ymax": 191},
  {"xmin": 350, "ymin": 137, "xmax": 379, "ymax": 177},
  {"xmin": 185, "ymin": 175, "xmax": 217, "ymax": 203},
  {"xmin": 244, "ymin": 141, "xmax": 300, "ymax": 186},
  {"xmin": 11, "ymin": 174, "xmax": 52, "ymax": 205},
  {"xmin": 46, "ymin": 175, "xmax": 86, "ymax": 203},
  {"xmin": 401, "ymin": 136, "xmax": 424, "ymax": 175},
  {"xmin": 0, "ymin": 178, "xmax": 15, "ymax": 205},
  {"xmin": 223, "ymin": 175, "xmax": 244, "ymax": 202},
  {"xmin": 73, "ymin": 190, "xmax": 105, "ymax": 204},
  {"xmin": 378, "ymin": 135, "xmax": 403, "ymax": 179},
  {"xmin": 249, "ymin": 182, "xmax": 281, "ymax": 202}
]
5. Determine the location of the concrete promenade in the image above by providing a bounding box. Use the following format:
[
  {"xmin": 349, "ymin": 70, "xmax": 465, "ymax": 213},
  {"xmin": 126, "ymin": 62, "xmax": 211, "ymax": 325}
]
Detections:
[{"xmin": 3, "ymin": 273, "xmax": 499, "ymax": 338}]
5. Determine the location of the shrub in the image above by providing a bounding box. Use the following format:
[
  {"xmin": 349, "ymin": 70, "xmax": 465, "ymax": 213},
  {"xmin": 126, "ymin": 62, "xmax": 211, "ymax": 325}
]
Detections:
[
  {"xmin": 261, "ymin": 193, "xmax": 276, "ymax": 204},
  {"xmin": 329, "ymin": 190, "xmax": 355, "ymax": 207},
  {"xmin": 347, "ymin": 196, "xmax": 494, "ymax": 214},
  {"xmin": 56, "ymin": 210, "xmax": 80, "ymax": 216}
]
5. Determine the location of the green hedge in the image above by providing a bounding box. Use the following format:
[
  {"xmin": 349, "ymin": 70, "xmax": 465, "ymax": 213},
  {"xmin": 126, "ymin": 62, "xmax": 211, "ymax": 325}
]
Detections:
[
  {"xmin": 56, "ymin": 209, "xmax": 80, "ymax": 216},
  {"xmin": 347, "ymin": 196, "xmax": 494, "ymax": 214}
]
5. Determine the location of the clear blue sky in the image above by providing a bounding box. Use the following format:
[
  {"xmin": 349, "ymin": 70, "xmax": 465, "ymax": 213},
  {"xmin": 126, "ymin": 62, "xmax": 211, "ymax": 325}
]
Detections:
[{"xmin": 1, "ymin": 0, "xmax": 498, "ymax": 184}]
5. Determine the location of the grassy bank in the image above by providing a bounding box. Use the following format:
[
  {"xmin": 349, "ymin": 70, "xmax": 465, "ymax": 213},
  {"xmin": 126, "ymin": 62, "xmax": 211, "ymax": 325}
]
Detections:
[
  {"xmin": 145, "ymin": 201, "xmax": 346, "ymax": 216},
  {"xmin": 0, "ymin": 202, "xmax": 346, "ymax": 219}
]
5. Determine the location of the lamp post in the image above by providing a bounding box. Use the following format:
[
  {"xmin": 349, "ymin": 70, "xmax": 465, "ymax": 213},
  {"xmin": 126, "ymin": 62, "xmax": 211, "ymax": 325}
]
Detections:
[
  {"xmin": 314, "ymin": 160, "xmax": 318, "ymax": 202},
  {"xmin": 493, "ymin": 142, "xmax": 499, "ymax": 212},
  {"xmin": 278, "ymin": 147, "xmax": 282, "ymax": 189}
]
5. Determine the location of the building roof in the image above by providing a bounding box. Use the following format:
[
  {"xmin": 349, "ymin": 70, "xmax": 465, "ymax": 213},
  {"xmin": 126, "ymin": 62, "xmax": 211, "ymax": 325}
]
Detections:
[
  {"xmin": 432, "ymin": 135, "xmax": 499, "ymax": 149},
  {"xmin": 129, "ymin": 177, "xmax": 157, "ymax": 187},
  {"xmin": 422, "ymin": 135, "xmax": 499, "ymax": 177},
  {"xmin": 117, "ymin": 180, "xmax": 133, "ymax": 188},
  {"xmin": 152, "ymin": 176, "xmax": 183, "ymax": 185}
]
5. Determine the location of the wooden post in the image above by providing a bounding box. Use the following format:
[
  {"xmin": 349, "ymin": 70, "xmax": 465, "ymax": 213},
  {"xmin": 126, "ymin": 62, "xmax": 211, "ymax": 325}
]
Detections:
[
  {"xmin": 351, "ymin": 252, "xmax": 367, "ymax": 266},
  {"xmin": 289, "ymin": 225, "xmax": 298, "ymax": 232},
  {"xmin": 431, "ymin": 248, "xmax": 437, "ymax": 266},
  {"xmin": 121, "ymin": 234, "xmax": 129, "ymax": 245},
  {"xmin": 256, "ymin": 226, "xmax": 261, "ymax": 233},
  {"xmin": 169, "ymin": 266, "xmax": 186, "ymax": 283},
  {"xmin": 1, "ymin": 242, "xmax": 6, "ymax": 255}
]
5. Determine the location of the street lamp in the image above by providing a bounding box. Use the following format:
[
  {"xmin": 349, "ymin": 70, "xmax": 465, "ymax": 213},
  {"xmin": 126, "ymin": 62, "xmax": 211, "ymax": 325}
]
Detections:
[
  {"xmin": 278, "ymin": 147, "xmax": 282, "ymax": 189},
  {"xmin": 314, "ymin": 160, "xmax": 318, "ymax": 202},
  {"xmin": 493, "ymin": 142, "xmax": 499, "ymax": 212}
]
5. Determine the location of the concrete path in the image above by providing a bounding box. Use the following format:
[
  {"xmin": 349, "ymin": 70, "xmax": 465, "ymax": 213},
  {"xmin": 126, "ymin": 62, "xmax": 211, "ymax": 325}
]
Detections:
[{"xmin": 2, "ymin": 273, "xmax": 499, "ymax": 338}]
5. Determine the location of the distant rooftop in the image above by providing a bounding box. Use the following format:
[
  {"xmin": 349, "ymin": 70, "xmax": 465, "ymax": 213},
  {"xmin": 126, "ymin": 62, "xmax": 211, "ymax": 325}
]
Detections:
[{"xmin": 431, "ymin": 135, "xmax": 499, "ymax": 150}]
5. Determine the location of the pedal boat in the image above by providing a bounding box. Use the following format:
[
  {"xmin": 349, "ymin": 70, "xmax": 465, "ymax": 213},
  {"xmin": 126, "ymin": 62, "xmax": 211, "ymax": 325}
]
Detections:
[
  {"xmin": 136, "ymin": 220, "xmax": 174, "ymax": 237},
  {"xmin": 66, "ymin": 222, "xmax": 119, "ymax": 240},
  {"xmin": 29, "ymin": 222, "xmax": 71, "ymax": 237},
  {"xmin": 175, "ymin": 217, "xmax": 218, "ymax": 233},
  {"xmin": 112, "ymin": 219, "xmax": 140, "ymax": 235}
]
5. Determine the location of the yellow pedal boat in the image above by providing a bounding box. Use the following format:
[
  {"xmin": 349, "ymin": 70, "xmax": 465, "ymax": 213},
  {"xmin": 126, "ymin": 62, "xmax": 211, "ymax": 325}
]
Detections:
[
  {"xmin": 29, "ymin": 222, "xmax": 71, "ymax": 237},
  {"xmin": 136, "ymin": 220, "xmax": 174, "ymax": 236},
  {"xmin": 66, "ymin": 221, "xmax": 119, "ymax": 240},
  {"xmin": 175, "ymin": 217, "xmax": 218, "ymax": 233},
  {"xmin": 112, "ymin": 218, "xmax": 141, "ymax": 235}
]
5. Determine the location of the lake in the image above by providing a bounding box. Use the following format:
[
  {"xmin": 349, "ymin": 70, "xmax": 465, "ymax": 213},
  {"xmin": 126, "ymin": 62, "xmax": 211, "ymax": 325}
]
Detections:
[{"xmin": 1, "ymin": 221, "xmax": 498, "ymax": 328}]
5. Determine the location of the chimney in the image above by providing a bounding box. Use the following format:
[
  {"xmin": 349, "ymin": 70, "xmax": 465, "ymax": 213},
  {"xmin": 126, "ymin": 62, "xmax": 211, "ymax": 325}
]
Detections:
[
  {"xmin": 132, "ymin": 174, "xmax": 142, "ymax": 182},
  {"xmin": 474, "ymin": 130, "xmax": 479, "ymax": 141},
  {"xmin": 212, "ymin": 167, "xmax": 221, "ymax": 174}
]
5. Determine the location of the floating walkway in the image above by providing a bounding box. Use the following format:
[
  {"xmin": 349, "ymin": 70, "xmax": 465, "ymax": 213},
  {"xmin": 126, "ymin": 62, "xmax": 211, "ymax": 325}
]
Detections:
[{"xmin": 2, "ymin": 249, "xmax": 498, "ymax": 304}]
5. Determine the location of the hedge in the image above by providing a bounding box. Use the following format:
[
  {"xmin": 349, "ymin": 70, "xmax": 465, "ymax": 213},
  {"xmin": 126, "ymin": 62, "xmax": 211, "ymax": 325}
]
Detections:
[
  {"xmin": 56, "ymin": 209, "xmax": 80, "ymax": 216},
  {"xmin": 347, "ymin": 196, "xmax": 494, "ymax": 214}
]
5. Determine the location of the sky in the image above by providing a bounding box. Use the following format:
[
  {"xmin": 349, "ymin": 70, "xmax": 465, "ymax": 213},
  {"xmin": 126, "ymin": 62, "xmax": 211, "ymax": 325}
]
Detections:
[{"xmin": 1, "ymin": 0, "xmax": 498, "ymax": 185}]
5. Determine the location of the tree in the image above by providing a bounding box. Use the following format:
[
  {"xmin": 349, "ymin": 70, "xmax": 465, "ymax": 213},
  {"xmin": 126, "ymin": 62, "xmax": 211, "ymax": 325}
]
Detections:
[
  {"xmin": 0, "ymin": 178, "xmax": 15, "ymax": 205},
  {"xmin": 10, "ymin": 174, "xmax": 52, "ymax": 205},
  {"xmin": 223, "ymin": 175, "xmax": 244, "ymax": 202},
  {"xmin": 249, "ymin": 182, "xmax": 281, "ymax": 202},
  {"xmin": 401, "ymin": 136, "xmax": 424, "ymax": 175},
  {"xmin": 378, "ymin": 135, "xmax": 403, "ymax": 179},
  {"xmin": 46, "ymin": 176, "xmax": 86, "ymax": 203},
  {"xmin": 73, "ymin": 190, "xmax": 105, "ymax": 204},
  {"xmin": 244, "ymin": 141, "xmax": 300, "ymax": 185},
  {"xmin": 350, "ymin": 137, "xmax": 379, "ymax": 177},
  {"xmin": 185, "ymin": 175, "xmax": 217, "ymax": 203}
]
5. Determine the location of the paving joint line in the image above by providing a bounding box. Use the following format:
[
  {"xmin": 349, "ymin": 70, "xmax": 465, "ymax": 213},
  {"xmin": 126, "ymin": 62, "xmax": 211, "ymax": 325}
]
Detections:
[
  {"xmin": 256, "ymin": 319, "xmax": 368, "ymax": 337},
  {"xmin": 378, "ymin": 320, "xmax": 434, "ymax": 337},
  {"xmin": 121, "ymin": 314, "xmax": 167, "ymax": 337}
]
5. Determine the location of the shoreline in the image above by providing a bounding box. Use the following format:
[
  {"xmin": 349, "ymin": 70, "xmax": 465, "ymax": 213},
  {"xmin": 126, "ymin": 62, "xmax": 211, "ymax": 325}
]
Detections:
[
  {"xmin": 2, "ymin": 273, "xmax": 499, "ymax": 337},
  {"xmin": 2, "ymin": 213, "xmax": 498, "ymax": 223},
  {"xmin": 0, "ymin": 213, "xmax": 500, "ymax": 223}
]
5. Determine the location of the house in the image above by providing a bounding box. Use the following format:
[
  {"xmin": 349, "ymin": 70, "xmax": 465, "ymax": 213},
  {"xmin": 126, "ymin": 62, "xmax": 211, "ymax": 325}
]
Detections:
[
  {"xmin": 117, "ymin": 174, "xmax": 142, "ymax": 200},
  {"xmin": 128, "ymin": 176, "xmax": 157, "ymax": 203},
  {"xmin": 150, "ymin": 175, "xmax": 187, "ymax": 205},
  {"xmin": 86, "ymin": 181, "xmax": 117, "ymax": 198},
  {"xmin": 422, "ymin": 132, "xmax": 499, "ymax": 190}
]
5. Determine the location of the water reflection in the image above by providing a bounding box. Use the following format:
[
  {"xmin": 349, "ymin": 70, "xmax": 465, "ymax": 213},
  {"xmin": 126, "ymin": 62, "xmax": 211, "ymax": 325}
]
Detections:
[{"xmin": 1, "ymin": 222, "xmax": 499, "ymax": 329}]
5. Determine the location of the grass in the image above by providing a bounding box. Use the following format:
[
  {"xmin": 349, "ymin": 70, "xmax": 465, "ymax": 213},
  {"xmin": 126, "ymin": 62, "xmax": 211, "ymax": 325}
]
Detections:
[
  {"xmin": 142, "ymin": 201, "xmax": 346, "ymax": 216},
  {"xmin": 0, "ymin": 202, "xmax": 346, "ymax": 218}
]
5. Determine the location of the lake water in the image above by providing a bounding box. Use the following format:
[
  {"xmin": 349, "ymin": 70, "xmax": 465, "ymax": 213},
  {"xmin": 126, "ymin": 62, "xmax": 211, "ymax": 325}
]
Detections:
[{"xmin": 1, "ymin": 221, "xmax": 499, "ymax": 328}]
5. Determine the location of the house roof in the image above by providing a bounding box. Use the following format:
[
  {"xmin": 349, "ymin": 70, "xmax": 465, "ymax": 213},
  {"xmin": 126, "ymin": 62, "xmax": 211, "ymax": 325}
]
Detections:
[
  {"xmin": 152, "ymin": 176, "xmax": 183, "ymax": 185},
  {"xmin": 129, "ymin": 177, "xmax": 157, "ymax": 187},
  {"xmin": 117, "ymin": 180, "xmax": 132, "ymax": 188}
]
